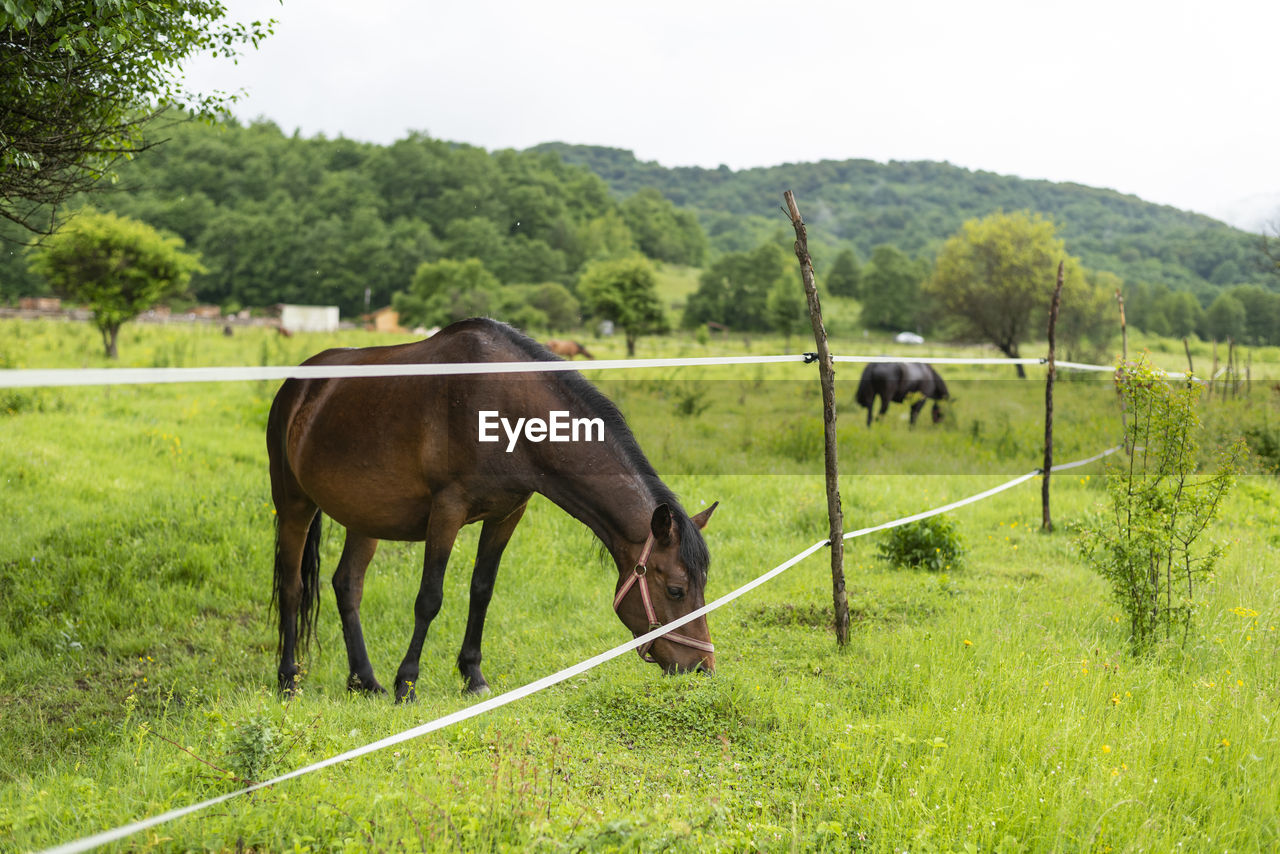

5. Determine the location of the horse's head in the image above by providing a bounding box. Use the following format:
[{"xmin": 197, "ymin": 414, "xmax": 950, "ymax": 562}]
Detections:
[{"xmin": 613, "ymin": 501, "xmax": 718, "ymax": 675}]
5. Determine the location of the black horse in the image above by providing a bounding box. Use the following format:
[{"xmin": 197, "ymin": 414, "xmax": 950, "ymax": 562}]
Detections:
[{"xmin": 855, "ymin": 362, "xmax": 949, "ymax": 426}]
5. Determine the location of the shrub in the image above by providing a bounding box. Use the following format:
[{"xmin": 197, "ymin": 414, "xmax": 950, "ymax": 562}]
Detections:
[
  {"xmin": 877, "ymin": 516, "xmax": 964, "ymax": 571},
  {"xmin": 1075, "ymin": 359, "xmax": 1244, "ymax": 651}
]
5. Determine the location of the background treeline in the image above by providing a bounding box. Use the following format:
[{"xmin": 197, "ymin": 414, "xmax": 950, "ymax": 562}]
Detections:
[
  {"xmin": 3, "ymin": 117, "xmax": 1276, "ymax": 346},
  {"xmin": 0, "ymin": 116, "xmax": 705, "ymax": 321}
]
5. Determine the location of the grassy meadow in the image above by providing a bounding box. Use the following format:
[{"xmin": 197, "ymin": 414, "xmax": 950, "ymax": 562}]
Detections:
[{"xmin": 1, "ymin": 317, "xmax": 1278, "ymax": 852}]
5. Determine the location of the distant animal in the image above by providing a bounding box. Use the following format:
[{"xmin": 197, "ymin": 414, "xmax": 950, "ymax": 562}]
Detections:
[
  {"xmin": 855, "ymin": 362, "xmax": 949, "ymax": 427},
  {"xmin": 276, "ymin": 325, "xmax": 293, "ymax": 338},
  {"xmin": 545, "ymin": 339, "xmax": 594, "ymax": 359},
  {"xmin": 267, "ymin": 318, "xmax": 716, "ymax": 702}
]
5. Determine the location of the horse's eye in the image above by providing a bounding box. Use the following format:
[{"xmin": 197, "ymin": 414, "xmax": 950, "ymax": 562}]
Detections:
[{"xmin": 666, "ymin": 586, "xmax": 685, "ymax": 600}]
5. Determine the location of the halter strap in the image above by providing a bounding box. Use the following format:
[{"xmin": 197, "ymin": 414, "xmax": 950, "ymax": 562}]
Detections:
[{"xmin": 612, "ymin": 532, "xmax": 715, "ymax": 662}]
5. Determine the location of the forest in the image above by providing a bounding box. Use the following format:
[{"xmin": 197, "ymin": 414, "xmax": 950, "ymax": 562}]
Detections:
[{"xmin": 2, "ymin": 115, "xmax": 1277, "ymax": 345}]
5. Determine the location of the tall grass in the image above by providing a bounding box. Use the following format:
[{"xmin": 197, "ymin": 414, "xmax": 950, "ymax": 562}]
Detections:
[{"xmin": 1, "ymin": 320, "xmax": 1277, "ymax": 851}]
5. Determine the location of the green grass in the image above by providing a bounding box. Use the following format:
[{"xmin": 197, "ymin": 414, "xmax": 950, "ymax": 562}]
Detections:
[{"xmin": 1, "ymin": 319, "xmax": 1278, "ymax": 852}]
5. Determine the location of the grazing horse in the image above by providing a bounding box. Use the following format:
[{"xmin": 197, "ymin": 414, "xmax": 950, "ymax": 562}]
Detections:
[
  {"xmin": 855, "ymin": 362, "xmax": 949, "ymax": 427},
  {"xmin": 545, "ymin": 339, "xmax": 594, "ymax": 359},
  {"xmin": 267, "ymin": 318, "xmax": 716, "ymax": 701}
]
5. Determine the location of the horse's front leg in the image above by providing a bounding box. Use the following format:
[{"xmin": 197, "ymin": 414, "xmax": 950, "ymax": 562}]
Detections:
[
  {"xmin": 332, "ymin": 533, "xmax": 384, "ymax": 695},
  {"xmin": 395, "ymin": 502, "xmax": 466, "ymax": 703},
  {"xmin": 458, "ymin": 503, "xmax": 527, "ymax": 695}
]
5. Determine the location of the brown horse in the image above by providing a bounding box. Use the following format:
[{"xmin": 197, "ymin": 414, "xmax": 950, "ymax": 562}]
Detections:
[
  {"xmin": 545, "ymin": 339, "xmax": 594, "ymax": 359},
  {"xmin": 267, "ymin": 318, "xmax": 716, "ymax": 701}
]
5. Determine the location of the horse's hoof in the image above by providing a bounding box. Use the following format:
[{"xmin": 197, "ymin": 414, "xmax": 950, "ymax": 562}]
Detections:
[
  {"xmin": 394, "ymin": 681, "xmax": 417, "ymax": 704},
  {"xmin": 464, "ymin": 682, "xmax": 491, "ymax": 697},
  {"xmin": 347, "ymin": 674, "xmax": 387, "ymax": 695}
]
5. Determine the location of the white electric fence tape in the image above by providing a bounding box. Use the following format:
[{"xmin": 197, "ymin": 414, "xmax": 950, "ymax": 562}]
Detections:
[
  {"xmin": 0, "ymin": 354, "xmax": 811, "ymax": 388},
  {"xmin": 37, "ymin": 446, "xmax": 1122, "ymax": 854},
  {"xmin": 0, "ymin": 352, "xmax": 1158, "ymax": 389}
]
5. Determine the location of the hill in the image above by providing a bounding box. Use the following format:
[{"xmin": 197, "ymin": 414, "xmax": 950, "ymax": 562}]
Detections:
[{"xmin": 531, "ymin": 143, "xmax": 1267, "ymax": 299}]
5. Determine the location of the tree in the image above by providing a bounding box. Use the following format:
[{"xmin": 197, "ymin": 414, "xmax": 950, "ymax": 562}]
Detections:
[
  {"xmin": 683, "ymin": 242, "xmax": 791, "ymax": 332},
  {"xmin": 766, "ymin": 272, "xmax": 806, "ymax": 351},
  {"xmin": 923, "ymin": 210, "xmax": 1082, "ymax": 377},
  {"xmin": 1057, "ymin": 270, "xmax": 1119, "ymax": 362},
  {"xmin": 393, "ymin": 257, "xmax": 502, "ymax": 329},
  {"xmin": 619, "ymin": 188, "xmax": 708, "ymax": 266},
  {"xmin": 577, "ymin": 254, "xmax": 668, "ymax": 356},
  {"xmin": 1204, "ymin": 292, "xmax": 1245, "ymax": 343},
  {"xmin": 0, "ymin": 1, "xmax": 273, "ymax": 233},
  {"xmin": 27, "ymin": 208, "xmax": 204, "ymax": 357},
  {"xmin": 860, "ymin": 244, "xmax": 924, "ymax": 332},
  {"xmin": 825, "ymin": 247, "xmax": 862, "ymax": 297}
]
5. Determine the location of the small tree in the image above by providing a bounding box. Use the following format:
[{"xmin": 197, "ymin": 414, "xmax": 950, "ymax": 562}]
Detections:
[
  {"xmin": 825, "ymin": 247, "xmax": 862, "ymax": 298},
  {"xmin": 393, "ymin": 257, "xmax": 502, "ymax": 329},
  {"xmin": 766, "ymin": 273, "xmax": 805, "ymax": 351},
  {"xmin": 924, "ymin": 210, "xmax": 1084, "ymax": 377},
  {"xmin": 27, "ymin": 209, "xmax": 204, "ymax": 358},
  {"xmin": 1076, "ymin": 360, "xmax": 1244, "ymax": 651},
  {"xmin": 577, "ymin": 254, "xmax": 668, "ymax": 356}
]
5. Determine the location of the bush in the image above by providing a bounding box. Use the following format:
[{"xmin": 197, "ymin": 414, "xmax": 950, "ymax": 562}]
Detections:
[
  {"xmin": 877, "ymin": 516, "xmax": 964, "ymax": 571},
  {"xmin": 1075, "ymin": 360, "xmax": 1244, "ymax": 651}
]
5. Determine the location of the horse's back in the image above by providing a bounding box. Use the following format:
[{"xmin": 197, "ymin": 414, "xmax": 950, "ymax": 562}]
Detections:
[{"xmin": 268, "ymin": 319, "xmax": 552, "ymax": 539}]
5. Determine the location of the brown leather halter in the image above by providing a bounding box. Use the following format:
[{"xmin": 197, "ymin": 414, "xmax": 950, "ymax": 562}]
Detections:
[{"xmin": 612, "ymin": 532, "xmax": 716, "ymax": 663}]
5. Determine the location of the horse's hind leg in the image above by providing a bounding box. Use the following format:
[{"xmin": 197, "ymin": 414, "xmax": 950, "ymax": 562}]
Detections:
[
  {"xmin": 458, "ymin": 503, "xmax": 528, "ymax": 695},
  {"xmin": 274, "ymin": 501, "xmax": 319, "ymax": 695},
  {"xmin": 394, "ymin": 498, "xmax": 467, "ymax": 703},
  {"xmin": 333, "ymin": 533, "xmax": 385, "ymax": 695},
  {"xmin": 909, "ymin": 396, "xmax": 926, "ymax": 426}
]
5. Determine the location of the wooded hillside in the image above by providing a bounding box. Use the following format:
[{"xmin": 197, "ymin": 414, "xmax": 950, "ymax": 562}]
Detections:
[{"xmin": 532, "ymin": 143, "xmax": 1265, "ymax": 300}]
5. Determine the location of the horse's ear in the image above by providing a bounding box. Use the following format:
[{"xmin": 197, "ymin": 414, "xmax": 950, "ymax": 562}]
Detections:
[
  {"xmin": 690, "ymin": 501, "xmax": 718, "ymax": 530},
  {"xmin": 650, "ymin": 503, "xmax": 675, "ymax": 545}
]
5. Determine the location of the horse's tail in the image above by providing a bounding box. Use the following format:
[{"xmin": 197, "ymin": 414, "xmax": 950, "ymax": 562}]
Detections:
[
  {"xmin": 577, "ymin": 342, "xmax": 595, "ymax": 359},
  {"xmin": 855, "ymin": 366, "xmax": 875, "ymax": 409},
  {"xmin": 272, "ymin": 511, "xmax": 323, "ymax": 655}
]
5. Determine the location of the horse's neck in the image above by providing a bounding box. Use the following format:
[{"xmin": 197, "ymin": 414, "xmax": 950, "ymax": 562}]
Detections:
[{"xmin": 537, "ymin": 472, "xmax": 654, "ymax": 560}]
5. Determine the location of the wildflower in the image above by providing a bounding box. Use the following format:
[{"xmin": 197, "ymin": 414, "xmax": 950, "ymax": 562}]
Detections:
[
  {"xmin": 963, "ymin": 639, "xmax": 973, "ymax": 647},
  {"xmin": 1220, "ymin": 738, "xmax": 1230, "ymax": 748},
  {"xmin": 1101, "ymin": 744, "xmax": 1111, "ymax": 754}
]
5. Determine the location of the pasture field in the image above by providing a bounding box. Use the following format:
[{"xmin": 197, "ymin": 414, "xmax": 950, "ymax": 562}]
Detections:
[{"xmin": 1, "ymin": 318, "xmax": 1278, "ymax": 853}]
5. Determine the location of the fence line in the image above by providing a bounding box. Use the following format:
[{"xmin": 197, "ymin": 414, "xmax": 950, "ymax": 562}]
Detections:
[
  {"xmin": 0, "ymin": 352, "xmax": 1138, "ymax": 390},
  {"xmin": 38, "ymin": 446, "xmax": 1123, "ymax": 854}
]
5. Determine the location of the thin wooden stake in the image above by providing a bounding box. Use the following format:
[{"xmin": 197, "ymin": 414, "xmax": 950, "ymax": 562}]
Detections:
[
  {"xmin": 1211, "ymin": 340, "xmax": 1219, "ymax": 401},
  {"xmin": 1183, "ymin": 337, "xmax": 1193, "ymax": 375},
  {"xmin": 1043, "ymin": 261, "xmax": 1064, "ymax": 532},
  {"xmin": 784, "ymin": 190, "xmax": 849, "ymax": 647},
  {"xmin": 1115, "ymin": 290, "xmax": 1128, "ymax": 360}
]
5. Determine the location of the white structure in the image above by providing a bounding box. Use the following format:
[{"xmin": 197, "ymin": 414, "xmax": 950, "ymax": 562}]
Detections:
[{"xmin": 279, "ymin": 304, "xmax": 340, "ymax": 333}]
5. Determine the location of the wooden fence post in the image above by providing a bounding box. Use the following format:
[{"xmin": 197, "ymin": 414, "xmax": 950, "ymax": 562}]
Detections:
[
  {"xmin": 784, "ymin": 190, "xmax": 849, "ymax": 647},
  {"xmin": 1042, "ymin": 261, "xmax": 1064, "ymax": 532}
]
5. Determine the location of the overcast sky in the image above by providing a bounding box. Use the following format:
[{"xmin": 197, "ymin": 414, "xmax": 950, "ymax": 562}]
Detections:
[{"xmin": 181, "ymin": 0, "xmax": 1280, "ymax": 228}]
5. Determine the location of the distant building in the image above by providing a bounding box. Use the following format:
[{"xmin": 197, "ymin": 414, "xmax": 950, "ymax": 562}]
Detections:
[
  {"xmin": 366, "ymin": 306, "xmax": 406, "ymax": 333},
  {"xmin": 276, "ymin": 304, "xmax": 340, "ymax": 333}
]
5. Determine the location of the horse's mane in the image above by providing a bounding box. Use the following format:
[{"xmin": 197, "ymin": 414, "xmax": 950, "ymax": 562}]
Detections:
[{"xmin": 458, "ymin": 318, "xmax": 710, "ymax": 586}]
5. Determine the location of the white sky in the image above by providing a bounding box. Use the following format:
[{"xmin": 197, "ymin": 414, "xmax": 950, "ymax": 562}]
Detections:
[{"xmin": 181, "ymin": 0, "xmax": 1280, "ymax": 226}]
